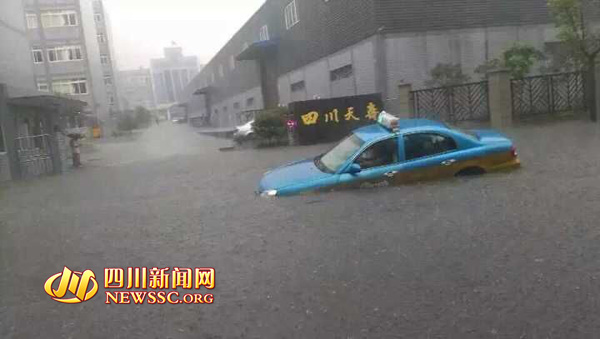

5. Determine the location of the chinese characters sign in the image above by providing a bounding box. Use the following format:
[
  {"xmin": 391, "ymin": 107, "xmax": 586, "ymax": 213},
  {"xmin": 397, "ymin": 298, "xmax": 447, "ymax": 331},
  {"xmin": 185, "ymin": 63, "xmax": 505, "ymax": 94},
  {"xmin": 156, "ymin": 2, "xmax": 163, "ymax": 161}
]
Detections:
[
  {"xmin": 290, "ymin": 93, "xmax": 384, "ymax": 144},
  {"xmin": 44, "ymin": 266, "xmax": 215, "ymax": 305},
  {"xmin": 104, "ymin": 267, "xmax": 215, "ymax": 304}
]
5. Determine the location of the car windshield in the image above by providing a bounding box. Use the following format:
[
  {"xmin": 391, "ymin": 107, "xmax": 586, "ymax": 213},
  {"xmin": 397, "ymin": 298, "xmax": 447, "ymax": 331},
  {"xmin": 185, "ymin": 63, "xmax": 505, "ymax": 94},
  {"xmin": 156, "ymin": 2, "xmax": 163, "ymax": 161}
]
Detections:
[{"xmin": 317, "ymin": 134, "xmax": 365, "ymax": 173}]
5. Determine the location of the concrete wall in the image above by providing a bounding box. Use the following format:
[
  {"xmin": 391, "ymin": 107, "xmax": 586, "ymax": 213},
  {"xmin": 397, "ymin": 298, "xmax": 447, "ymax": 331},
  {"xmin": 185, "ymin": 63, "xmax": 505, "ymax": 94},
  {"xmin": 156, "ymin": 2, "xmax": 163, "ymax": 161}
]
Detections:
[
  {"xmin": 209, "ymin": 86, "xmax": 264, "ymax": 127},
  {"xmin": 278, "ymin": 38, "xmax": 377, "ymax": 105},
  {"xmin": 382, "ymin": 24, "xmax": 557, "ymax": 115}
]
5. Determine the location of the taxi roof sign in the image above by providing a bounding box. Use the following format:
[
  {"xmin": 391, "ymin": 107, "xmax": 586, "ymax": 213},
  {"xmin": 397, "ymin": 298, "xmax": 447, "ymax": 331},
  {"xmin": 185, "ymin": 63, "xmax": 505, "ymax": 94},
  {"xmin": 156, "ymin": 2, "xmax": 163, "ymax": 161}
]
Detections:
[{"xmin": 377, "ymin": 111, "xmax": 399, "ymax": 131}]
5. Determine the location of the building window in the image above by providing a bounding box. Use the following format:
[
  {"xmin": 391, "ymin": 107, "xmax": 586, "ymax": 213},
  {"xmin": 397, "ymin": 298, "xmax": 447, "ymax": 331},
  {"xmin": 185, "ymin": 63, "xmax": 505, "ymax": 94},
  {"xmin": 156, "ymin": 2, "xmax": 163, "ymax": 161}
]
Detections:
[
  {"xmin": 330, "ymin": 64, "xmax": 353, "ymax": 81},
  {"xmin": 233, "ymin": 102, "xmax": 240, "ymax": 109},
  {"xmin": 284, "ymin": 0, "xmax": 299, "ymax": 29},
  {"xmin": 109, "ymin": 96, "xmax": 115, "ymax": 104},
  {"xmin": 218, "ymin": 64, "xmax": 224, "ymax": 77},
  {"xmin": 52, "ymin": 78, "xmax": 88, "ymax": 95},
  {"xmin": 41, "ymin": 10, "xmax": 78, "ymax": 28},
  {"xmin": 26, "ymin": 13, "xmax": 38, "ymax": 29},
  {"xmin": 47, "ymin": 46, "xmax": 83, "ymax": 62},
  {"xmin": 291, "ymin": 80, "xmax": 305, "ymax": 92},
  {"xmin": 259, "ymin": 25, "xmax": 269, "ymax": 41},
  {"xmin": 104, "ymin": 76, "xmax": 113, "ymax": 85},
  {"xmin": 94, "ymin": 14, "xmax": 103, "ymax": 22},
  {"xmin": 229, "ymin": 55, "xmax": 236, "ymax": 70},
  {"xmin": 37, "ymin": 82, "xmax": 49, "ymax": 92},
  {"xmin": 246, "ymin": 97, "xmax": 255, "ymax": 108},
  {"xmin": 97, "ymin": 33, "xmax": 106, "ymax": 43},
  {"xmin": 214, "ymin": 108, "xmax": 219, "ymax": 115},
  {"xmin": 32, "ymin": 49, "xmax": 44, "ymax": 63},
  {"xmin": 100, "ymin": 54, "xmax": 109, "ymax": 65},
  {"xmin": 404, "ymin": 133, "xmax": 457, "ymax": 160}
]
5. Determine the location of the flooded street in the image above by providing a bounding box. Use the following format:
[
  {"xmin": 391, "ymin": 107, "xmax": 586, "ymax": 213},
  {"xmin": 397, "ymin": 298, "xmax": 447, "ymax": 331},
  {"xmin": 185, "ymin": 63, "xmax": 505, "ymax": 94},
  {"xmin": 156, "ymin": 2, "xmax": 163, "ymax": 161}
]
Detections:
[{"xmin": 3, "ymin": 120, "xmax": 600, "ymax": 338}]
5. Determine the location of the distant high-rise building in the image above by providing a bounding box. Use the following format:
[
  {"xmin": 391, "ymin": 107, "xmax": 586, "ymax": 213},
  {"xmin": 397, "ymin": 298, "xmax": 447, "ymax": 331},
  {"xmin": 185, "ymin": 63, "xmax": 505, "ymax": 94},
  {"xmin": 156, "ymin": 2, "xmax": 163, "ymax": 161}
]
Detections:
[
  {"xmin": 23, "ymin": 0, "xmax": 119, "ymax": 122},
  {"xmin": 118, "ymin": 68, "xmax": 156, "ymax": 111},
  {"xmin": 150, "ymin": 46, "xmax": 199, "ymax": 107}
]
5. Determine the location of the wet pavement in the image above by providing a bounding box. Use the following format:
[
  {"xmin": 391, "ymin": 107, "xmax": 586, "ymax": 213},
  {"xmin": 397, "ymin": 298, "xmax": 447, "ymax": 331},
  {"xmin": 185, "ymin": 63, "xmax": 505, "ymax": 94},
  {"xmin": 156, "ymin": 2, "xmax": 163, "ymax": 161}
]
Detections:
[{"xmin": 3, "ymin": 119, "xmax": 600, "ymax": 338}]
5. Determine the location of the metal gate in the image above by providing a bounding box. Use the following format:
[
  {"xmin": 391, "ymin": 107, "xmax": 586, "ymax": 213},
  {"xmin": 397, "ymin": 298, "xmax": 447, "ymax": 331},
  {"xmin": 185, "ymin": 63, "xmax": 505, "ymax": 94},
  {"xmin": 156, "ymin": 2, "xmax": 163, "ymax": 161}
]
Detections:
[
  {"xmin": 411, "ymin": 81, "xmax": 490, "ymax": 122},
  {"xmin": 15, "ymin": 134, "xmax": 54, "ymax": 178},
  {"xmin": 511, "ymin": 72, "xmax": 585, "ymax": 118}
]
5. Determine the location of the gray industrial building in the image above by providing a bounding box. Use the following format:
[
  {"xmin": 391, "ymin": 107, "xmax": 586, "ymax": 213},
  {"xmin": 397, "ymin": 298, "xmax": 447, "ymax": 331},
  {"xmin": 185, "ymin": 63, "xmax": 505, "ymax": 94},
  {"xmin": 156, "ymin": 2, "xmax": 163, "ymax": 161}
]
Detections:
[
  {"xmin": 150, "ymin": 46, "xmax": 199, "ymax": 110},
  {"xmin": 182, "ymin": 0, "xmax": 566, "ymax": 128},
  {"xmin": 1, "ymin": 0, "xmax": 86, "ymax": 181},
  {"xmin": 23, "ymin": 0, "xmax": 119, "ymax": 125},
  {"xmin": 118, "ymin": 68, "xmax": 156, "ymax": 111}
]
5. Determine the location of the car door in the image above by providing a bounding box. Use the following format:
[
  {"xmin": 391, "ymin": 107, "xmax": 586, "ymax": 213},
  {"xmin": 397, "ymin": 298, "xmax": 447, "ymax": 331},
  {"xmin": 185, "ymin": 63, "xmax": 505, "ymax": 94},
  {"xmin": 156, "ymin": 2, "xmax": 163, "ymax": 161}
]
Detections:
[
  {"xmin": 394, "ymin": 132, "xmax": 460, "ymax": 183},
  {"xmin": 337, "ymin": 137, "xmax": 402, "ymax": 188}
]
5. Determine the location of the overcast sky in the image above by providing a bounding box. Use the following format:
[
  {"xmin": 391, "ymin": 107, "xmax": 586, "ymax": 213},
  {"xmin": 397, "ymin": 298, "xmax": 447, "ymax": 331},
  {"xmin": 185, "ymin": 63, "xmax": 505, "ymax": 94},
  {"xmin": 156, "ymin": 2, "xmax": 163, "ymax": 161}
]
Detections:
[{"xmin": 103, "ymin": 0, "xmax": 265, "ymax": 70}]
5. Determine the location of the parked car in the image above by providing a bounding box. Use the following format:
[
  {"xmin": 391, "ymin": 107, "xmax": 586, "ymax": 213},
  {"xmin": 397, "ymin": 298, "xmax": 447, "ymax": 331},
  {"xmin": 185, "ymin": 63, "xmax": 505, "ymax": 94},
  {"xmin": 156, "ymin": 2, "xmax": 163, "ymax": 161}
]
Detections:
[
  {"xmin": 233, "ymin": 120, "xmax": 255, "ymax": 143},
  {"xmin": 258, "ymin": 112, "xmax": 520, "ymax": 197}
]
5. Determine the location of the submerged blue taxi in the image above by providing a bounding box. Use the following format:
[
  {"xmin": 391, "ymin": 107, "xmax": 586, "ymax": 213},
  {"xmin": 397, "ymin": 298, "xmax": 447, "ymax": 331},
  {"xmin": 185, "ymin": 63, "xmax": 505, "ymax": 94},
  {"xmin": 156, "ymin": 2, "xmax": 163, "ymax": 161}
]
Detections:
[{"xmin": 258, "ymin": 112, "xmax": 520, "ymax": 197}]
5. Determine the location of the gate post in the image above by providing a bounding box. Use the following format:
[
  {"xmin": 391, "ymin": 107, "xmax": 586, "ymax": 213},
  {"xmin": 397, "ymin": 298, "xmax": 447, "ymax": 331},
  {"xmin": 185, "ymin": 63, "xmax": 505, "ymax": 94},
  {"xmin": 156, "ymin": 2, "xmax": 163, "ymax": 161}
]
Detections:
[
  {"xmin": 488, "ymin": 70, "xmax": 513, "ymax": 129},
  {"xmin": 397, "ymin": 84, "xmax": 413, "ymax": 118}
]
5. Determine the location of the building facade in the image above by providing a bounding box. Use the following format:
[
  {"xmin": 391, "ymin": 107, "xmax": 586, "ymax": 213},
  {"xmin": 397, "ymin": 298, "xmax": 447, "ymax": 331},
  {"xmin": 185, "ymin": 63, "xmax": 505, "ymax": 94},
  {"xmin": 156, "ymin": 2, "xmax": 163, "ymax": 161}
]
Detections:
[
  {"xmin": 118, "ymin": 68, "xmax": 156, "ymax": 111},
  {"xmin": 150, "ymin": 46, "xmax": 199, "ymax": 109},
  {"xmin": 1, "ymin": 0, "xmax": 85, "ymax": 181},
  {"xmin": 22, "ymin": 0, "xmax": 119, "ymax": 124},
  {"xmin": 182, "ymin": 0, "xmax": 570, "ymax": 128}
]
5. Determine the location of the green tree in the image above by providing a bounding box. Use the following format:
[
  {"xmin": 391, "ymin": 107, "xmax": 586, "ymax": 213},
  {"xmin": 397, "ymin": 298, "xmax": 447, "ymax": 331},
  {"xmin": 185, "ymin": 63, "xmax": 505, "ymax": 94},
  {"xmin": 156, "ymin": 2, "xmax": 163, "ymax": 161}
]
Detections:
[
  {"xmin": 548, "ymin": 0, "xmax": 600, "ymax": 120},
  {"xmin": 503, "ymin": 43, "xmax": 545, "ymax": 78},
  {"xmin": 475, "ymin": 43, "xmax": 544, "ymax": 79},
  {"xmin": 425, "ymin": 63, "xmax": 471, "ymax": 88},
  {"xmin": 253, "ymin": 108, "xmax": 288, "ymax": 145},
  {"xmin": 117, "ymin": 113, "xmax": 136, "ymax": 132}
]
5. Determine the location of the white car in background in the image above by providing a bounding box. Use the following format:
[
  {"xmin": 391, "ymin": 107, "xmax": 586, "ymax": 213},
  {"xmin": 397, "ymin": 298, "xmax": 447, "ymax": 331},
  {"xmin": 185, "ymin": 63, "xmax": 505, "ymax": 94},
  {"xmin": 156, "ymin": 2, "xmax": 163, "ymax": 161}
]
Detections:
[{"xmin": 233, "ymin": 120, "xmax": 255, "ymax": 143}]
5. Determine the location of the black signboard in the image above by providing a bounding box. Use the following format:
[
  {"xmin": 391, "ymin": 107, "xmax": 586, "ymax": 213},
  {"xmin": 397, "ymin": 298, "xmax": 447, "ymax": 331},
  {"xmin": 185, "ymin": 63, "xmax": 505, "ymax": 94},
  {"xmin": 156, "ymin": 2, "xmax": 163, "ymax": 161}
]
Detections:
[{"xmin": 289, "ymin": 93, "xmax": 384, "ymax": 145}]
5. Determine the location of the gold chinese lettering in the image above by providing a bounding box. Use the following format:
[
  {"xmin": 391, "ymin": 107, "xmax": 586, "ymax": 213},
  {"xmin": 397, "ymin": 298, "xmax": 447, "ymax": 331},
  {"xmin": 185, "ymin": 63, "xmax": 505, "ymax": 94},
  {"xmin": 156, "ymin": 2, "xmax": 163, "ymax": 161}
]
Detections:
[
  {"xmin": 149, "ymin": 267, "xmax": 170, "ymax": 289},
  {"xmin": 172, "ymin": 267, "xmax": 193, "ymax": 289},
  {"xmin": 195, "ymin": 268, "xmax": 215, "ymax": 289},
  {"xmin": 301, "ymin": 111, "xmax": 319, "ymax": 125},
  {"xmin": 325, "ymin": 109, "xmax": 339, "ymax": 123},
  {"xmin": 345, "ymin": 107, "xmax": 359, "ymax": 121},
  {"xmin": 105, "ymin": 268, "xmax": 124, "ymax": 289},
  {"xmin": 365, "ymin": 102, "xmax": 380, "ymax": 120},
  {"xmin": 126, "ymin": 267, "xmax": 147, "ymax": 289}
]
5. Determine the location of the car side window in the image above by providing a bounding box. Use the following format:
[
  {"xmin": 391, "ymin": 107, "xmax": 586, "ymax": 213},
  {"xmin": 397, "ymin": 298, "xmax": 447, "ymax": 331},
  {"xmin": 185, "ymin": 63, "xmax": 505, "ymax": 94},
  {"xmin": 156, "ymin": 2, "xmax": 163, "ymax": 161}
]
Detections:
[
  {"xmin": 403, "ymin": 133, "xmax": 457, "ymax": 161},
  {"xmin": 355, "ymin": 138, "xmax": 399, "ymax": 169}
]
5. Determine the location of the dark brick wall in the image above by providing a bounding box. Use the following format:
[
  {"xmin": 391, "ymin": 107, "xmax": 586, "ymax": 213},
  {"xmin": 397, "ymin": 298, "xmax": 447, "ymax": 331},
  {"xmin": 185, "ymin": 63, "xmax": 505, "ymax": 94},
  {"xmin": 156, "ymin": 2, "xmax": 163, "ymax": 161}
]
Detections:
[
  {"xmin": 184, "ymin": 0, "xmax": 378, "ymax": 105},
  {"xmin": 185, "ymin": 0, "xmax": 558, "ymax": 109},
  {"xmin": 275, "ymin": 0, "xmax": 378, "ymax": 75},
  {"xmin": 376, "ymin": 0, "xmax": 552, "ymax": 33}
]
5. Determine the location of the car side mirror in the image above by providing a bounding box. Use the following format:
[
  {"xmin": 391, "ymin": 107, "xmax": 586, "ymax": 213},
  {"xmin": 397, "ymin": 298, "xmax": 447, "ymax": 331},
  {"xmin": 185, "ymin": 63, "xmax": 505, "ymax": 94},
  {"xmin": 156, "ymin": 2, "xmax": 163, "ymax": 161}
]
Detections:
[{"xmin": 347, "ymin": 163, "xmax": 362, "ymax": 175}]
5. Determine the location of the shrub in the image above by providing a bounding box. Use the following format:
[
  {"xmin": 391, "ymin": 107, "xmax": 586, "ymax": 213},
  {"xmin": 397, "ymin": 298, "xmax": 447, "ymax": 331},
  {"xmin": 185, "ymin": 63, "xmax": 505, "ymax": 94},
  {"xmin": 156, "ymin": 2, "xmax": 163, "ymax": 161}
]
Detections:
[
  {"xmin": 253, "ymin": 107, "xmax": 288, "ymax": 146},
  {"xmin": 425, "ymin": 63, "xmax": 471, "ymax": 88},
  {"xmin": 133, "ymin": 106, "xmax": 152, "ymax": 128},
  {"xmin": 117, "ymin": 114, "xmax": 136, "ymax": 132}
]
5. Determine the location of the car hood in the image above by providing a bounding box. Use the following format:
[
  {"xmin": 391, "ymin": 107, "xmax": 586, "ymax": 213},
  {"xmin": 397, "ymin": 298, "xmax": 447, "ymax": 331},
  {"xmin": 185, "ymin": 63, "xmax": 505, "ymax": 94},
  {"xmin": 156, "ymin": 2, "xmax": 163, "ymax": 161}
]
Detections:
[{"xmin": 259, "ymin": 158, "xmax": 332, "ymax": 192}]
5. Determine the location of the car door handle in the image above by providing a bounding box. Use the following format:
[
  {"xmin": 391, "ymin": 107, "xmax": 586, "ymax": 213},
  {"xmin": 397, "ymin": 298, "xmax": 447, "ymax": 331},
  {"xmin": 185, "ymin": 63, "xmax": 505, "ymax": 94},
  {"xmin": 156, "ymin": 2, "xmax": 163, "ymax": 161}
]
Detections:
[
  {"xmin": 441, "ymin": 159, "xmax": 457, "ymax": 166},
  {"xmin": 384, "ymin": 171, "xmax": 398, "ymax": 178}
]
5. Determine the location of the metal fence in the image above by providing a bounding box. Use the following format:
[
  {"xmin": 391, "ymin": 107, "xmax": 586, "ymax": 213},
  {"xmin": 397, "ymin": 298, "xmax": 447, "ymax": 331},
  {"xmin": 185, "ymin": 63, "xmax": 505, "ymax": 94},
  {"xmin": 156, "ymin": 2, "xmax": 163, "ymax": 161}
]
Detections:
[
  {"xmin": 15, "ymin": 134, "xmax": 54, "ymax": 178},
  {"xmin": 511, "ymin": 72, "xmax": 585, "ymax": 118},
  {"xmin": 411, "ymin": 81, "xmax": 490, "ymax": 123}
]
